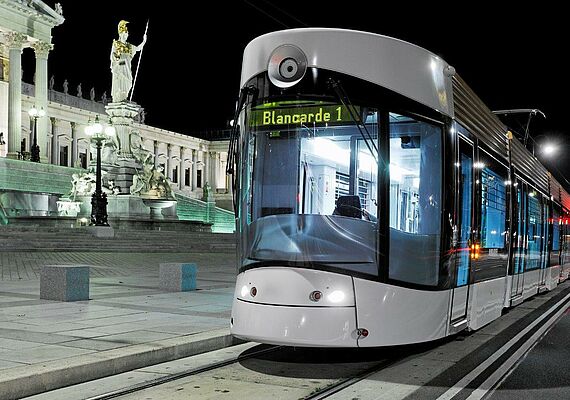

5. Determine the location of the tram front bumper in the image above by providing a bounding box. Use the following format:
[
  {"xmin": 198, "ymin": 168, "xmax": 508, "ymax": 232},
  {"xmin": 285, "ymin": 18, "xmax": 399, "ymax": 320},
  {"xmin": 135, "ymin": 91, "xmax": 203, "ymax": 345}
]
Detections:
[{"xmin": 230, "ymin": 298, "xmax": 358, "ymax": 347}]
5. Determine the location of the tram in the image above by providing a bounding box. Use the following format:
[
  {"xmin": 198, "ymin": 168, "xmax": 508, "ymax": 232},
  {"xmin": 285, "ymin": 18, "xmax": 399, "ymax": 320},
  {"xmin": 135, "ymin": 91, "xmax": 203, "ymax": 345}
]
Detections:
[{"xmin": 227, "ymin": 28, "xmax": 570, "ymax": 347}]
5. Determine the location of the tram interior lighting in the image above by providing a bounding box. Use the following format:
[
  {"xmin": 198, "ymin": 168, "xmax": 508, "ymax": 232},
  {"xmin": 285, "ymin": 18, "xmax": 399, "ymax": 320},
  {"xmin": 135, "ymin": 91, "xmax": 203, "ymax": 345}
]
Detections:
[
  {"xmin": 313, "ymin": 138, "xmax": 349, "ymax": 163},
  {"xmin": 389, "ymin": 164, "xmax": 418, "ymax": 184}
]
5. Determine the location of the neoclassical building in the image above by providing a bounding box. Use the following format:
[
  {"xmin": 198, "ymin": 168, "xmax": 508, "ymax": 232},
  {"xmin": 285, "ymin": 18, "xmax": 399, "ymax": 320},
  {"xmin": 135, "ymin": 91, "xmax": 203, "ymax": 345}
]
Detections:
[{"xmin": 0, "ymin": 1, "xmax": 232, "ymax": 213}]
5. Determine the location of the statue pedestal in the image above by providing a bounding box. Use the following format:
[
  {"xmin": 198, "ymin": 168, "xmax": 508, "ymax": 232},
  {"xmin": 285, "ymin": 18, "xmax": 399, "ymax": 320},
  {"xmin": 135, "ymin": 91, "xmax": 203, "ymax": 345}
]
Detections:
[
  {"xmin": 105, "ymin": 101, "xmax": 143, "ymax": 193},
  {"xmin": 105, "ymin": 101, "xmax": 141, "ymax": 158},
  {"xmin": 77, "ymin": 194, "xmax": 149, "ymax": 219},
  {"xmin": 106, "ymin": 159, "xmax": 140, "ymax": 195}
]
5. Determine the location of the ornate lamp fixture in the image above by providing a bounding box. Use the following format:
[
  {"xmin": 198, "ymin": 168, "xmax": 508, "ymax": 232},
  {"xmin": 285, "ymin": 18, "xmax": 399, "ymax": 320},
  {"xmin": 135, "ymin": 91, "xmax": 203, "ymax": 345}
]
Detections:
[
  {"xmin": 85, "ymin": 115, "xmax": 115, "ymax": 226},
  {"xmin": 28, "ymin": 106, "xmax": 46, "ymax": 162}
]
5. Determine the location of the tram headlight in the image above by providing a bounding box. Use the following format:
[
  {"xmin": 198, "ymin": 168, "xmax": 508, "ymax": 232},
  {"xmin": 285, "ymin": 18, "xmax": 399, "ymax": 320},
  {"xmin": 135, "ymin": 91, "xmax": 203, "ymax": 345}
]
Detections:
[
  {"xmin": 240, "ymin": 285, "xmax": 249, "ymax": 297},
  {"xmin": 268, "ymin": 44, "xmax": 308, "ymax": 88},
  {"xmin": 327, "ymin": 290, "xmax": 345, "ymax": 303}
]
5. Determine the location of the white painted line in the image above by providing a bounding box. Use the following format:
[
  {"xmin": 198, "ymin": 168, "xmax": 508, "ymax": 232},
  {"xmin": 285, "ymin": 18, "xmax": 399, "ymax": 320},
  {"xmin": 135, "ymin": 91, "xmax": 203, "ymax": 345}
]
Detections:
[
  {"xmin": 466, "ymin": 302, "xmax": 569, "ymax": 400},
  {"xmin": 436, "ymin": 292, "xmax": 570, "ymax": 400}
]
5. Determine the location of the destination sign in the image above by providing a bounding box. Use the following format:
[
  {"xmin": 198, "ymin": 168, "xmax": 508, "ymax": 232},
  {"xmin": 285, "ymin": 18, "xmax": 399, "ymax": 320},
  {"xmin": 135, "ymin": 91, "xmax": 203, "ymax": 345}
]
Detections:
[{"xmin": 249, "ymin": 104, "xmax": 358, "ymax": 128}]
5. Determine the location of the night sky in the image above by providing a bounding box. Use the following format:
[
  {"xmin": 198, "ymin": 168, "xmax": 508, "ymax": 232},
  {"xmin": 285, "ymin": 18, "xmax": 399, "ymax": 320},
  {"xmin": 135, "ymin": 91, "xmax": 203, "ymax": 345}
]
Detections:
[{"xmin": 33, "ymin": 1, "xmax": 568, "ymax": 188}]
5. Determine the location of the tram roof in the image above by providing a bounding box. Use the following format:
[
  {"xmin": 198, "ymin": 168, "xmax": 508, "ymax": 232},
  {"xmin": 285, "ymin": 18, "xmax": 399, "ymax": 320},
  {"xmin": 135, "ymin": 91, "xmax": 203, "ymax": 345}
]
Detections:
[{"xmin": 241, "ymin": 28, "xmax": 455, "ymax": 117}]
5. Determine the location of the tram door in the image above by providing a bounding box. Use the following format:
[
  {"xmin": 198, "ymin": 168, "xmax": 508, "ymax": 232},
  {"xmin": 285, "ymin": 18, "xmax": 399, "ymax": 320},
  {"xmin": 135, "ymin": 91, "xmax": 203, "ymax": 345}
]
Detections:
[
  {"xmin": 511, "ymin": 180, "xmax": 526, "ymax": 300},
  {"xmin": 451, "ymin": 136, "xmax": 474, "ymax": 321}
]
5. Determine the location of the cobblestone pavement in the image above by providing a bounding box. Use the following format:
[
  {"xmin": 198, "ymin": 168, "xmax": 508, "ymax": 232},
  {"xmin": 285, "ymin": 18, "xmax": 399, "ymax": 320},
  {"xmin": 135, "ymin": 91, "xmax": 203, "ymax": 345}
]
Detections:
[{"xmin": 0, "ymin": 252, "xmax": 237, "ymax": 281}]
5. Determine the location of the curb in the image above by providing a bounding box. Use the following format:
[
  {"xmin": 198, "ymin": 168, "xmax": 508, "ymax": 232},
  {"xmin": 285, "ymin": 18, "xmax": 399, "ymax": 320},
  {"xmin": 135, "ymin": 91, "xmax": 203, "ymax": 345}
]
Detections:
[{"xmin": 0, "ymin": 328, "xmax": 241, "ymax": 400}]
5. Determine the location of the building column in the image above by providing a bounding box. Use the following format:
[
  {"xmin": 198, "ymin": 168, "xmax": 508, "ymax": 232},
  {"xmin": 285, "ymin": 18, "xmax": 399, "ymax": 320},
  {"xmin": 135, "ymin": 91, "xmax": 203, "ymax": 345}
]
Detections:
[
  {"xmin": 153, "ymin": 140, "xmax": 159, "ymax": 168},
  {"xmin": 211, "ymin": 152, "xmax": 219, "ymax": 190},
  {"xmin": 50, "ymin": 117, "xmax": 58, "ymax": 165},
  {"xmin": 70, "ymin": 122, "xmax": 77, "ymax": 167},
  {"xmin": 5, "ymin": 32, "xmax": 26, "ymax": 158},
  {"xmin": 202, "ymin": 150, "xmax": 209, "ymax": 187},
  {"xmin": 166, "ymin": 144, "xmax": 172, "ymax": 180},
  {"xmin": 27, "ymin": 118, "xmax": 34, "ymax": 151},
  {"xmin": 191, "ymin": 149, "xmax": 197, "ymax": 190},
  {"xmin": 179, "ymin": 147, "xmax": 185, "ymax": 190},
  {"xmin": 31, "ymin": 41, "xmax": 53, "ymax": 163}
]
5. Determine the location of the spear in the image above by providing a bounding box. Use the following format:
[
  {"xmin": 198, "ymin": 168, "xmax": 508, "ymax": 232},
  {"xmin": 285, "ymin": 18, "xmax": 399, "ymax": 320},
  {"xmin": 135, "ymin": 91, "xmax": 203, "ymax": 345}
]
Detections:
[{"xmin": 130, "ymin": 19, "xmax": 149, "ymax": 102}]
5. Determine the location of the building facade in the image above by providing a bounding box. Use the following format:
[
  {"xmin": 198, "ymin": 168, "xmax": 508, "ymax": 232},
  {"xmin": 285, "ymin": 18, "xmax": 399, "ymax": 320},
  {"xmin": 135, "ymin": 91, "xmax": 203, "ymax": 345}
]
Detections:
[{"xmin": 0, "ymin": 1, "xmax": 231, "ymax": 210}]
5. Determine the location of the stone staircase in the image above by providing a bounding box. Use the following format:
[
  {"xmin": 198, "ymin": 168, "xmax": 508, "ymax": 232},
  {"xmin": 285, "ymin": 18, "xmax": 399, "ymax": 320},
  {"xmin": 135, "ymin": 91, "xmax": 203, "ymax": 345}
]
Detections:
[
  {"xmin": 174, "ymin": 192, "xmax": 236, "ymax": 234},
  {"xmin": 0, "ymin": 157, "xmax": 81, "ymax": 195},
  {"xmin": 0, "ymin": 226, "xmax": 236, "ymax": 252}
]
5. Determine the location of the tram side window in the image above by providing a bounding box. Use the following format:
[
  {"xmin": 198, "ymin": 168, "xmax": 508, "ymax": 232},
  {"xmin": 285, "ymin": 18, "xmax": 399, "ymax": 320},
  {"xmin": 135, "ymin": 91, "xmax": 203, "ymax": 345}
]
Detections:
[
  {"xmin": 559, "ymin": 209, "xmax": 570, "ymax": 265},
  {"xmin": 388, "ymin": 113, "xmax": 442, "ymax": 286},
  {"xmin": 551, "ymin": 207, "xmax": 561, "ymax": 267},
  {"xmin": 480, "ymin": 167, "xmax": 507, "ymax": 249},
  {"xmin": 526, "ymin": 190, "xmax": 543, "ymax": 271}
]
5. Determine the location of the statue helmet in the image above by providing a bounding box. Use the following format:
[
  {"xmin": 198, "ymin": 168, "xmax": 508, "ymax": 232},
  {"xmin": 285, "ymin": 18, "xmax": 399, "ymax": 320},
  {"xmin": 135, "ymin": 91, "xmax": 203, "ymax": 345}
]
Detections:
[{"xmin": 118, "ymin": 20, "xmax": 129, "ymax": 34}]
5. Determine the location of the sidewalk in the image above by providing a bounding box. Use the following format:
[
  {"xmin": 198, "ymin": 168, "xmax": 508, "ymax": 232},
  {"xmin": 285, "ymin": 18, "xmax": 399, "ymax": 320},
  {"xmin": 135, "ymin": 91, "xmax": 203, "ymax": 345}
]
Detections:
[{"xmin": 0, "ymin": 251, "xmax": 238, "ymax": 399}]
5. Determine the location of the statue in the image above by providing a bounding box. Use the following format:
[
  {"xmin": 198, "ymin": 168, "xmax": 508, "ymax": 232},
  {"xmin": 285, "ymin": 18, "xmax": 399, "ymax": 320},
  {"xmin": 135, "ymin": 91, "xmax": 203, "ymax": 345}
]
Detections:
[
  {"xmin": 101, "ymin": 91, "xmax": 107, "ymax": 104},
  {"xmin": 63, "ymin": 79, "xmax": 68, "ymax": 94},
  {"xmin": 69, "ymin": 172, "xmax": 97, "ymax": 200},
  {"xmin": 110, "ymin": 20, "xmax": 147, "ymax": 102},
  {"xmin": 130, "ymin": 164, "xmax": 174, "ymax": 199},
  {"xmin": 54, "ymin": 3, "xmax": 63, "ymax": 15},
  {"xmin": 49, "ymin": 75, "xmax": 54, "ymax": 90},
  {"xmin": 90, "ymin": 134, "xmax": 118, "ymax": 166},
  {"xmin": 0, "ymin": 132, "xmax": 6, "ymax": 158},
  {"xmin": 90, "ymin": 87, "xmax": 95, "ymax": 101},
  {"xmin": 76, "ymin": 83, "xmax": 82, "ymax": 98},
  {"xmin": 69, "ymin": 171, "xmax": 113, "ymax": 201},
  {"xmin": 130, "ymin": 132, "xmax": 153, "ymax": 166},
  {"xmin": 202, "ymin": 182, "xmax": 214, "ymax": 202}
]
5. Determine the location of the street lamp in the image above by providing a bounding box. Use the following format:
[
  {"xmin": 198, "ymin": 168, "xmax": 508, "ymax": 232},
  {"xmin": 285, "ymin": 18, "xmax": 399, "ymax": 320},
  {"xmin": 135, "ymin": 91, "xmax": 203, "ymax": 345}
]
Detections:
[
  {"xmin": 85, "ymin": 115, "xmax": 115, "ymax": 226},
  {"xmin": 542, "ymin": 143, "xmax": 557, "ymax": 156},
  {"xmin": 28, "ymin": 106, "xmax": 46, "ymax": 162}
]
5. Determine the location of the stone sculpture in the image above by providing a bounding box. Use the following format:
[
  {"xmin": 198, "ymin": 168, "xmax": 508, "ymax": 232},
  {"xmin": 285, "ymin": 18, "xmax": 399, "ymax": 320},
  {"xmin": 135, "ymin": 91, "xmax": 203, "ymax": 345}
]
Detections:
[{"xmin": 110, "ymin": 20, "xmax": 146, "ymax": 102}]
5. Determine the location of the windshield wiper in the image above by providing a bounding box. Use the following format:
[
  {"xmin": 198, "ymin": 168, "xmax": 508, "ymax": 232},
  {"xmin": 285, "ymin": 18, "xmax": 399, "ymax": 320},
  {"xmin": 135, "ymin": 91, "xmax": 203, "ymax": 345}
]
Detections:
[{"xmin": 328, "ymin": 78, "xmax": 378, "ymax": 164}]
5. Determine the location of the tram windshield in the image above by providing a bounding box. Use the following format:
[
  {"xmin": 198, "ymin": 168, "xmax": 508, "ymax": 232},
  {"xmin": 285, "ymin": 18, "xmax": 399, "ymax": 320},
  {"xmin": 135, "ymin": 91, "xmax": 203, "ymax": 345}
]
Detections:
[
  {"xmin": 238, "ymin": 99, "xmax": 380, "ymax": 275},
  {"xmin": 237, "ymin": 95, "xmax": 442, "ymax": 284},
  {"xmin": 247, "ymin": 101, "xmax": 378, "ymax": 221}
]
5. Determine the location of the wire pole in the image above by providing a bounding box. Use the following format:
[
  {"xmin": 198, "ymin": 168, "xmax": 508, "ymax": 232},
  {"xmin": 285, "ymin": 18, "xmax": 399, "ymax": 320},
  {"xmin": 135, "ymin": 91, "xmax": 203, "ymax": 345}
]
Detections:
[{"xmin": 130, "ymin": 19, "xmax": 149, "ymax": 102}]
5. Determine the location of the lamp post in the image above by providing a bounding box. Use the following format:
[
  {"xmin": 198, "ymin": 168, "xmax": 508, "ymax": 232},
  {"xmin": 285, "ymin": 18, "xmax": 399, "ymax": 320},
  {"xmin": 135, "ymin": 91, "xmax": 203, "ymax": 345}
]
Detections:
[
  {"xmin": 28, "ymin": 106, "xmax": 45, "ymax": 162},
  {"xmin": 85, "ymin": 115, "xmax": 115, "ymax": 226}
]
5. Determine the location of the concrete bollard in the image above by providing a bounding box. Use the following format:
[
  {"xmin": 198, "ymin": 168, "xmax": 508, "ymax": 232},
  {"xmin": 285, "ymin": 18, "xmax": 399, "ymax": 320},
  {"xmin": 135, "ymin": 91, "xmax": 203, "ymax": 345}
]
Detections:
[
  {"xmin": 159, "ymin": 263, "xmax": 197, "ymax": 292},
  {"xmin": 40, "ymin": 265, "xmax": 90, "ymax": 301}
]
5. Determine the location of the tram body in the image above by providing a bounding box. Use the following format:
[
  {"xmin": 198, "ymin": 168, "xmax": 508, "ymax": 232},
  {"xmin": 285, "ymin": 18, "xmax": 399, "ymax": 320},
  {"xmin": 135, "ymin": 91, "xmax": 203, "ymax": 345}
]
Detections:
[{"xmin": 228, "ymin": 28, "xmax": 570, "ymax": 347}]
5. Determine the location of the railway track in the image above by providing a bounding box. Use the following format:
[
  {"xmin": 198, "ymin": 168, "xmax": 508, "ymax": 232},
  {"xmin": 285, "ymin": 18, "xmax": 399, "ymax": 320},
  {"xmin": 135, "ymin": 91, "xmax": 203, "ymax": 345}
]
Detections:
[{"xmin": 81, "ymin": 343, "xmax": 407, "ymax": 400}]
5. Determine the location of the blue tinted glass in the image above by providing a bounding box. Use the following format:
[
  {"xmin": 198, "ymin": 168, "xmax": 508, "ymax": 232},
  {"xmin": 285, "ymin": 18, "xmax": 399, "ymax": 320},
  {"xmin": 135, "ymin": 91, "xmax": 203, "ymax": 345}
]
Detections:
[
  {"xmin": 553, "ymin": 210, "xmax": 560, "ymax": 252},
  {"xmin": 527, "ymin": 193, "xmax": 541, "ymax": 270},
  {"xmin": 457, "ymin": 153, "xmax": 472, "ymax": 286},
  {"xmin": 481, "ymin": 167, "xmax": 506, "ymax": 249}
]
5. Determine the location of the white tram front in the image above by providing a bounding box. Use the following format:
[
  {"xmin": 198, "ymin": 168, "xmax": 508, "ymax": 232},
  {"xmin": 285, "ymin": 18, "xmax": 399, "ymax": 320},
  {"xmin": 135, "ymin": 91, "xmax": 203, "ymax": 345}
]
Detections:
[{"xmin": 228, "ymin": 28, "xmax": 570, "ymax": 347}]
